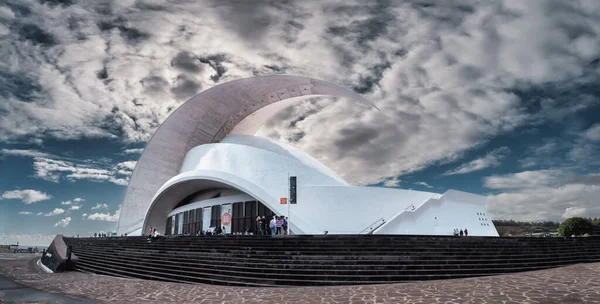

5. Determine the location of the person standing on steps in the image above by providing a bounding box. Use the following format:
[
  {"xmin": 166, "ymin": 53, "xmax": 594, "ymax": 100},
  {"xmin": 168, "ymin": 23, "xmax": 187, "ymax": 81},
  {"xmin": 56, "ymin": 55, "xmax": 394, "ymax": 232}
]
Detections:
[
  {"xmin": 276, "ymin": 216, "xmax": 283, "ymax": 235},
  {"xmin": 270, "ymin": 216, "xmax": 277, "ymax": 235},
  {"xmin": 464, "ymin": 228, "xmax": 468, "ymax": 236},
  {"xmin": 459, "ymin": 229, "xmax": 464, "ymax": 236},
  {"xmin": 256, "ymin": 216, "xmax": 262, "ymax": 235}
]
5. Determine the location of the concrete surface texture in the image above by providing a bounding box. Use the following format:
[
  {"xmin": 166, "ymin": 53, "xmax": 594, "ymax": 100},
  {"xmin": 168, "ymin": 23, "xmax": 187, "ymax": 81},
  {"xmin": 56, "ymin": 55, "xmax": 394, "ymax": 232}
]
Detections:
[{"xmin": 1, "ymin": 256, "xmax": 599, "ymax": 304}]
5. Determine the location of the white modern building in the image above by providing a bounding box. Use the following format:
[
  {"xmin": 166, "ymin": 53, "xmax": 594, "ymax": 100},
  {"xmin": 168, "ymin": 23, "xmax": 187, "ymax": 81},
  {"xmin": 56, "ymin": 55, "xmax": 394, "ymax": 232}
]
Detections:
[{"xmin": 117, "ymin": 75, "xmax": 499, "ymax": 237}]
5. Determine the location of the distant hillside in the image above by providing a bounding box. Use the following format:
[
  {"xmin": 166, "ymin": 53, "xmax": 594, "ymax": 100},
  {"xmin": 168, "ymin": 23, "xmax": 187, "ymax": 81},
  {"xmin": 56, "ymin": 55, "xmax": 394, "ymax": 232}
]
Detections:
[{"xmin": 493, "ymin": 218, "xmax": 600, "ymax": 237}]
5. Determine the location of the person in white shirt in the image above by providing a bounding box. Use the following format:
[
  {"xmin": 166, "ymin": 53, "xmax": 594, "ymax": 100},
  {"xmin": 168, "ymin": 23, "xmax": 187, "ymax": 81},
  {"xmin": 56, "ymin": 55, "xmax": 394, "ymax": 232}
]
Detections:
[{"xmin": 270, "ymin": 217, "xmax": 277, "ymax": 235}]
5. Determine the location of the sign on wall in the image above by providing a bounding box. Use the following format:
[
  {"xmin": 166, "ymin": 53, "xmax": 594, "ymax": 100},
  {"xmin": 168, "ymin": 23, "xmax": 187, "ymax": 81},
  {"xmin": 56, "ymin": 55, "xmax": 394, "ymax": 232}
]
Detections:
[
  {"xmin": 280, "ymin": 198, "xmax": 287, "ymax": 204},
  {"xmin": 290, "ymin": 176, "xmax": 297, "ymax": 204},
  {"xmin": 221, "ymin": 204, "xmax": 232, "ymax": 233}
]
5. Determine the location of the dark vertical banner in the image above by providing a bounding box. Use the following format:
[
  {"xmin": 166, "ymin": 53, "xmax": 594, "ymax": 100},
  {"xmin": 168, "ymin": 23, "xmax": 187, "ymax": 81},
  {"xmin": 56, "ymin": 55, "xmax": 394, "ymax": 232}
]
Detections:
[{"xmin": 290, "ymin": 176, "xmax": 297, "ymax": 204}]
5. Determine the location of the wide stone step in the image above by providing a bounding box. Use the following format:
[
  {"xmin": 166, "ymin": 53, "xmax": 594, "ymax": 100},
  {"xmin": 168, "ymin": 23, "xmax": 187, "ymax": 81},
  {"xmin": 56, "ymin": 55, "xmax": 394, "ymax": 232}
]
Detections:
[
  {"xmin": 70, "ymin": 246, "xmax": 594, "ymax": 260},
  {"xmin": 72, "ymin": 247, "xmax": 600, "ymax": 267},
  {"xmin": 74, "ymin": 254, "xmax": 557, "ymax": 286},
  {"xmin": 73, "ymin": 249, "xmax": 589, "ymax": 274}
]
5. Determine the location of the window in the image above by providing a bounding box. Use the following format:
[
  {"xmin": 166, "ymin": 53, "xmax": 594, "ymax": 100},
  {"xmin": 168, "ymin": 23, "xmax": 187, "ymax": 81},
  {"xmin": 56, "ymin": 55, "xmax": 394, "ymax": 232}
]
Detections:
[{"xmin": 211, "ymin": 205, "xmax": 221, "ymax": 228}]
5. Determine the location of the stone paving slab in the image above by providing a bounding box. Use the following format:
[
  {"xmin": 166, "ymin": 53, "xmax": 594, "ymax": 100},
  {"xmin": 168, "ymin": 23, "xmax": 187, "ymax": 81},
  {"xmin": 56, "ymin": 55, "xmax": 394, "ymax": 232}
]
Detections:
[{"xmin": 1, "ymin": 257, "xmax": 599, "ymax": 304}]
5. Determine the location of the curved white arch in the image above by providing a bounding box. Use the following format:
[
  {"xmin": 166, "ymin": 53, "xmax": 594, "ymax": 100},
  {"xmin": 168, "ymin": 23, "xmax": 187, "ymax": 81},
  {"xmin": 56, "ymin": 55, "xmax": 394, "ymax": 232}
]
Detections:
[
  {"xmin": 118, "ymin": 75, "xmax": 377, "ymax": 235},
  {"xmin": 142, "ymin": 170, "xmax": 318, "ymax": 235}
]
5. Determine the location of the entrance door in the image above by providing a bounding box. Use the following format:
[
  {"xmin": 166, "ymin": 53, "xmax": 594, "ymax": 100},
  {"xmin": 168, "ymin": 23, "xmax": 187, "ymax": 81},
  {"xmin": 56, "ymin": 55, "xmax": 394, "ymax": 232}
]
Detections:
[{"xmin": 202, "ymin": 207, "xmax": 211, "ymax": 231}]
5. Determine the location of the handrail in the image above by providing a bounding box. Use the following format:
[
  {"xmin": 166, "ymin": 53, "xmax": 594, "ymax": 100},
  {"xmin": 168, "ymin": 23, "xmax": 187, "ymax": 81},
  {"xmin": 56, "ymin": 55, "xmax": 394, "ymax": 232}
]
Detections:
[{"xmin": 359, "ymin": 217, "xmax": 386, "ymax": 234}]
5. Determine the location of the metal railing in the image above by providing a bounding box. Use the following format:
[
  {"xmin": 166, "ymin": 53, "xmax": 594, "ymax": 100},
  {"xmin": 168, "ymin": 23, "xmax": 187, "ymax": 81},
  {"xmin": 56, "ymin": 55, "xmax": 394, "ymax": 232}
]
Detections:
[{"xmin": 359, "ymin": 217, "xmax": 386, "ymax": 234}]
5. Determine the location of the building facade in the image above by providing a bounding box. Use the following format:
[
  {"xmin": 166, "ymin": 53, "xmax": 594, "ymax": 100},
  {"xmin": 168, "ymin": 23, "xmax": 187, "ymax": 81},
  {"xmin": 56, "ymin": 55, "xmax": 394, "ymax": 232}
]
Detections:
[{"xmin": 117, "ymin": 75, "xmax": 499, "ymax": 237}]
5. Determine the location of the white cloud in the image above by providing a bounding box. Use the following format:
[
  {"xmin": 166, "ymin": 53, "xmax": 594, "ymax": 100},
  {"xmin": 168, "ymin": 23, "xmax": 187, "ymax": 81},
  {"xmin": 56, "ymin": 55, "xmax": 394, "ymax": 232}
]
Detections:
[
  {"xmin": 0, "ymin": 189, "xmax": 52, "ymax": 204},
  {"xmin": 483, "ymin": 170, "xmax": 564, "ymax": 190},
  {"xmin": 123, "ymin": 148, "xmax": 143, "ymax": 154},
  {"xmin": 19, "ymin": 211, "xmax": 33, "ymax": 215},
  {"xmin": 3, "ymin": 150, "xmax": 134, "ymax": 186},
  {"xmin": 54, "ymin": 217, "xmax": 72, "ymax": 227},
  {"xmin": 87, "ymin": 209, "xmax": 120, "ymax": 222},
  {"xmin": 69, "ymin": 205, "xmax": 81, "ymax": 210},
  {"xmin": 36, "ymin": 212, "xmax": 43, "ymax": 216},
  {"xmin": 0, "ymin": 149, "xmax": 50, "ymax": 158},
  {"xmin": 414, "ymin": 182, "xmax": 433, "ymax": 188},
  {"xmin": 443, "ymin": 147, "xmax": 510, "ymax": 176},
  {"xmin": 82, "ymin": 213, "xmax": 88, "ymax": 217},
  {"xmin": 383, "ymin": 177, "xmax": 401, "ymax": 187},
  {"xmin": 44, "ymin": 208, "xmax": 65, "ymax": 216},
  {"xmin": 486, "ymin": 170, "xmax": 600, "ymax": 221},
  {"xmin": 562, "ymin": 207, "xmax": 588, "ymax": 219},
  {"xmin": 91, "ymin": 203, "xmax": 108, "ymax": 210},
  {"xmin": 73, "ymin": 198, "xmax": 85, "ymax": 203},
  {"xmin": 585, "ymin": 124, "xmax": 600, "ymax": 142},
  {"xmin": 61, "ymin": 200, "xmax": 72, "ymax": 205}
]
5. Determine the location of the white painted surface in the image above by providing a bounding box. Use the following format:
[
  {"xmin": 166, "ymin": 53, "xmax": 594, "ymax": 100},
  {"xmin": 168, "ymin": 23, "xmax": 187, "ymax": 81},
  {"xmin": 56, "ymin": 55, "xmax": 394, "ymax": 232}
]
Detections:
[{"xmin": 141, "ymin": 136, "xmax": 498, "ymax": 236}]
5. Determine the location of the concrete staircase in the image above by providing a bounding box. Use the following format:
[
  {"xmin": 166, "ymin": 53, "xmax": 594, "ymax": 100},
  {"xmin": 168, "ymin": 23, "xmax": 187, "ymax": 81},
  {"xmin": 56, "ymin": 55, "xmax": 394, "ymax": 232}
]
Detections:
[{"xmin": 64, "ymin": 235, "xmax": 600, "ymax": 287}]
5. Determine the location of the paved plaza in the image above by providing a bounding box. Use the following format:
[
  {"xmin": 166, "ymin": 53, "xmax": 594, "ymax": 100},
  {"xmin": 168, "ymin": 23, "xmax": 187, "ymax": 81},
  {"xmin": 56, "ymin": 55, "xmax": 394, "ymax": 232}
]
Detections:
[{"xmin": 0, "ymin": 255, "xmax": 599, "ymax": 304}]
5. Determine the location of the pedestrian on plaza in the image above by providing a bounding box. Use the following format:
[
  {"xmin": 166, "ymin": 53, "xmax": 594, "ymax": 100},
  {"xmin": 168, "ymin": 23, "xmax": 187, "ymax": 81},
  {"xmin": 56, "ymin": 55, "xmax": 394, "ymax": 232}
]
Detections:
[
  {"xmin": 464, "ymin": 229, "xmax": 468, "ymax": 236},
  {"xmin": 459, "ymin": 229, "xmax": 464, "ymax": 236}
]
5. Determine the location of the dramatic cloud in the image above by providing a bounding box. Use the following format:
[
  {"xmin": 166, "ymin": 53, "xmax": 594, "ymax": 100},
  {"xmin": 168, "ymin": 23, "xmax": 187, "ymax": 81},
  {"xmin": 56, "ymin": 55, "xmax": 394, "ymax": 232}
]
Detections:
[
  {"xmin": 0, "ymin": 189, "xmax": 52, "ymax": 204},
  {"xmin": 54, "ymin": 216, "xmax": 72, "ymax": 227},
  {"xmin": 44, "ymin": 208, "xmax": 65, "ymax": 216},
  {"xmin": 443, "ymin": 147, "xmax": 510, "ymax": 176},
  {"xmin": 18, "ymin": 211, "xmax": 33, "ymax": 215},
  {"xmin": 486, "ymin": 170, "xmax": 600, "ymax": 221},
  {"xmin": 87, "ymin": 209, "xmax": 120, "ymax": 222},
  {"xmin": 0, "ymin": 0, "xmax": 598, "ymax": 187},
  {"xmin": 91, "ymin": 203, "xmax": 108, "ymax": 210}
]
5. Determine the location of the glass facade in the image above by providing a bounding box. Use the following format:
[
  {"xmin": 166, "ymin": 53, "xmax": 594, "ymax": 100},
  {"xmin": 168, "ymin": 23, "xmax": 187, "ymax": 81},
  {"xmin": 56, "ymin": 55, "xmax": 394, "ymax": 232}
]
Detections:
[{"xmin": 165, "ymin": 200, "xmax": 277, "ymax": 235}]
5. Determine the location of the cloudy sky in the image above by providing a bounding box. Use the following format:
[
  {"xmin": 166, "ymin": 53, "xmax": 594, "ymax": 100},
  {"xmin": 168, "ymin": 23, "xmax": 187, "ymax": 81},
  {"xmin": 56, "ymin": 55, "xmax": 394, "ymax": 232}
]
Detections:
[{"xmin": 1, "ymin": 0, "xmax": 599, "ymax": 246}]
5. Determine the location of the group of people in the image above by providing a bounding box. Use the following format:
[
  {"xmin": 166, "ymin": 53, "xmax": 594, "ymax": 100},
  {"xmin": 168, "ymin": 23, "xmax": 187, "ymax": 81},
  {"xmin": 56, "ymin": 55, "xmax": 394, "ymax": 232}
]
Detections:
[
  {"xmin": 256, "ymin": 215, "xmax": 288, "ymax": 235},
  {"xmin": 147, "ymin": 227, "xmax": 161, "ymax": 242},
  {"xmin": 453, "ymin": 228, "xmax": 468, "ymax": 236}
]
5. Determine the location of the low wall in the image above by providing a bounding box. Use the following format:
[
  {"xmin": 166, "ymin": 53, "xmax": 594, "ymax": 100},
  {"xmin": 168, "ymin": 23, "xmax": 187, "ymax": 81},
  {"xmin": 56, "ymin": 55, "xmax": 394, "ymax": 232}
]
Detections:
[{"xmin": 41, "ymin": 234, "xmax": 78, "ymax": 272}]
